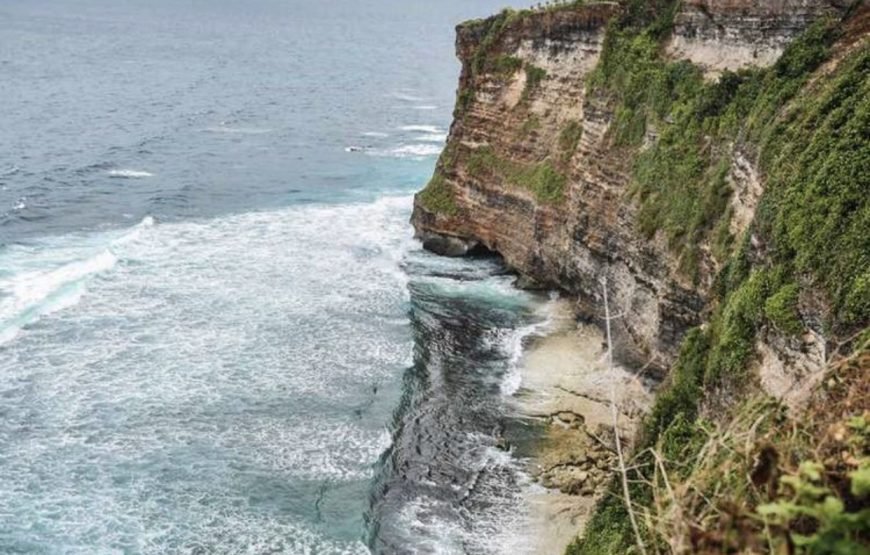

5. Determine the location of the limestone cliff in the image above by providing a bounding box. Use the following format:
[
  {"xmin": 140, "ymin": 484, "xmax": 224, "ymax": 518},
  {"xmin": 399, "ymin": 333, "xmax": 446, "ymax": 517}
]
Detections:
[
  {"xmin": 414, "ymin": 2, "xmax": 692, "ymax": 376},
  {"xmin": 667, "ymin": 0, "xmax": 852, "ymax": 76},
  {"xmin": 412, "ymin": 0, "xmax": 864, "ymax": 379},
  {"xmin": 413, "ymin": 0, "xmax": 869, "ymax": 552}
]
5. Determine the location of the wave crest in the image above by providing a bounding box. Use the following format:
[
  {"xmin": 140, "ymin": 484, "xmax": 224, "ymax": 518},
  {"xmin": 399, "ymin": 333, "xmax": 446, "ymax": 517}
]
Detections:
[
  {"xmin": 108, "ymin": 169, "xmax": 154, "ymax": 178},
  {"xmin": 0, "ymin": 216, "xmax": 153, "ymax": 344}
]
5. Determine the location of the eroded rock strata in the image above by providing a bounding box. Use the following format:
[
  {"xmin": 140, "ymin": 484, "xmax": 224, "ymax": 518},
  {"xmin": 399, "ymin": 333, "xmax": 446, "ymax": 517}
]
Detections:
[
  {"xmin": 415, "ymin": 3, "xmax": 689, "ymax": 375},
  {"xmin": 667, "ymin": 0, "xmax": 852, "ymax": 76}
]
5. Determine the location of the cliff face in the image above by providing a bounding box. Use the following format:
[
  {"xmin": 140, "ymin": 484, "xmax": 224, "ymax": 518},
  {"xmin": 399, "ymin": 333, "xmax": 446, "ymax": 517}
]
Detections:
[
  {"xmin": 414, "ymin": 3, "xmax": 682, "ymax": 374},
  {"xmin": 412, "ymin": 2, "xmax": 870, "ymax": 552},
  {"xmin": 411, "ymin": 0, "xmax": 860, "ymax": 378},
  {"xmin": 413, "ymin": 2, "xmax": 869, "ymax": 552}
]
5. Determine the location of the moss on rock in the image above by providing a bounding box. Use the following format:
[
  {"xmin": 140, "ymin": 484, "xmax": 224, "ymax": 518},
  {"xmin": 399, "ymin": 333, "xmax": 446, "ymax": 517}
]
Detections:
[{"xmin": 418, "ymin": 174, "xmax": 458, "ymax": 216}]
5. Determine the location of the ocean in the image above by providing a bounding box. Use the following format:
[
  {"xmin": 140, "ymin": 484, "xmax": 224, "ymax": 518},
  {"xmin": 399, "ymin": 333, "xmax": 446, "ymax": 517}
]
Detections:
[{"xmin": 0, "ymin": 1, "xmax": 551, "ymax": 553}]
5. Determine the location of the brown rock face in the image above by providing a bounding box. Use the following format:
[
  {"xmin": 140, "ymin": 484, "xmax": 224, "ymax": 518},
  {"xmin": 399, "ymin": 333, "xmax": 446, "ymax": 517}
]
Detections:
[
  {"xmin": 413, "ymin": 3, "xmax": 690, "ymax": 373},
  {"xmin": 410, "ymin": 1, "xmax": 843, "ymax": 374}
]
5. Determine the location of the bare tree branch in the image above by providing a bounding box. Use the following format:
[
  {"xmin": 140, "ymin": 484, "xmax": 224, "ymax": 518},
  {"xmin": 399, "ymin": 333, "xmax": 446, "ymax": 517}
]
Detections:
[{"xmin": 603, "ymin": 276, "xmax": 648, "ymax": 555}]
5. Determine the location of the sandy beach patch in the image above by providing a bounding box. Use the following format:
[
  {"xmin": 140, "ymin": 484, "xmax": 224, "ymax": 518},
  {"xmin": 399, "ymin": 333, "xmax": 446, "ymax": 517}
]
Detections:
[{"xmin": 509, "ymin": 300, "xmax": 654, "ymax": 554}]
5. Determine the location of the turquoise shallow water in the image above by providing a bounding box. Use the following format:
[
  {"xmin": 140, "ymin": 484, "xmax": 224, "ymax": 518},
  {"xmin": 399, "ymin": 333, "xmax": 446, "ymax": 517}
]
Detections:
[{"xmin": 0, "ymin": 1, "xmax": 550, "ymax": 553}]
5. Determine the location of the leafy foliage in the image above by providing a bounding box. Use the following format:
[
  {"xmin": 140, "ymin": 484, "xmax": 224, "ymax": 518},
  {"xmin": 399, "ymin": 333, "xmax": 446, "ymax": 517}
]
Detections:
[
  {"xmin": 522, "ymin": 64, "xmax": 548, "ymax": 101},
  {"xmin": 569, "ymin": 5, "xmax": 869, "ymax": 555},
  {"xmin": 759, "ymin": 460, "xmax": 870, "ymax": 553},
  {"xmin": 467, "ymin": 146, "xmax": 566, "ymax": 203},
  {"xmin": 558, "ymin": 120, "xmax": 583, "ymax": 160},
  {"xmin": 491, "ymin": 55, "xmax": 523, "ymax": 76},
  {"xmin": 756, "ymin": 44, "xmax": 870, "ymax": 326},
  {"xmin": 418, "ymin": 174, "xmax": 457, "ymax": 216},
  {"xmin": 765, "ymin": 283, "xmax": 804, "ymax": 335}
]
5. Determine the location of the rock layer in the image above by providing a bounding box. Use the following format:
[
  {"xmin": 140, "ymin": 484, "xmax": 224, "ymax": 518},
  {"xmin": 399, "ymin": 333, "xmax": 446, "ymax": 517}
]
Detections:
[{"xmin": 666, "ymin": 0, "xmax": 850, "ymax": 76}]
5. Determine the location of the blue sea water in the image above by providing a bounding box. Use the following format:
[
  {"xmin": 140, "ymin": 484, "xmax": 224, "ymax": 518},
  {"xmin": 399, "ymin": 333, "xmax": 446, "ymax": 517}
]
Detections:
[{"xmin": 0, "ymin": 1, "xmax": 551, "ymax": 553}]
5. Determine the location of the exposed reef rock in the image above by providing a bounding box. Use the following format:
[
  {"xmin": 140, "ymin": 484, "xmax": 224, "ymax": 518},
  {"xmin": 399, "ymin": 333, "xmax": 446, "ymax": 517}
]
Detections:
[{"xmin": 416, "ymin": 230, "xmax": 489, "ymax": 257}]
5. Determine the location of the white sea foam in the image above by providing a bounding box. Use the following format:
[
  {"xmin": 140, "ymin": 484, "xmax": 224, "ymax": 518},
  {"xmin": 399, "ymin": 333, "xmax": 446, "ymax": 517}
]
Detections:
[
  {"xmin": 0, "ymin": 249, "xmax": 117, "ymax": 344},
  {"xmin": 204, "ymin": 125, "xmax": 273, "ymax": 134},
  {"xmin": 364, "ymin": 143, "xmax": 443, "ymax": 159},
  {"xmin": 392, "ymin": 443, "xmax": 535, "ymax": 555},
  {"xmin": 389, "ymin": 92, "xmax": 428, "ymax": 102},
  {"xmin": 388, "ymin": 144, "xmax": 443, "ymax": 158},
  {"xmin": 0, "ymin": 198, "xmax": 414, "ymax": 552},
  {"xmin": 412, "ymin": 105, "xmax": 438, "ymax": 110},
  {"xmin": 499, "ymin": 321, "xmax": 548, "ymax": 396},
  {"xmin": 107, "ymin": 169, "xmax": 154, "ymax": 178},
  {"xmin": 400, "ymin": 125, "xmax": 443, "ymax": 133},
  {"xmin": 396, "ymin": 497, "xmax": 467, "ymax": 554},
  {"xmin": 112, "ymin": 214, "xmax": 155, "ymax": 245},
  {"xmin": 362, "ymin": 131, "xmax": 389, "ymax": 138},
  {"xmin": 0, "ymin": 216, "xmax": 154, "ymax": 345},
  {"xmin": 411, "ymin": 253, "xmax": 558, "ymax": 398},
  {"xmin": 502, "ymin": 292, "xmax": 565, "ymax": 396},
  {"xmin": 415, "ymin": 133, "xmax": 448, "ymax": 143},
  {"xmin": 12, "ymin": 198, "xmax": 26, "ymax": 211}
]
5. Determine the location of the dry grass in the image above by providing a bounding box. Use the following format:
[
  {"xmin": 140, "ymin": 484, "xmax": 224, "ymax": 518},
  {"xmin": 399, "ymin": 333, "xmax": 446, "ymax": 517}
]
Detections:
[{"xmin": 634, "ymin": 346, "xmax": 869, "ymax": 554}]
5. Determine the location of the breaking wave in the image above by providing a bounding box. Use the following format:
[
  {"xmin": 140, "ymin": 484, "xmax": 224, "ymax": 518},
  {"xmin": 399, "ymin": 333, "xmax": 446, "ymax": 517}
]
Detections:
[{"xmin": 107, "ymin": 169, "xmax": 154, "ymax": 178}]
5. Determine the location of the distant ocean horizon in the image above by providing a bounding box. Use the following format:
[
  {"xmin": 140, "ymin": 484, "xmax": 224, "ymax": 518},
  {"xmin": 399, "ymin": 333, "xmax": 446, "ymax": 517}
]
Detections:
[{"xmin": 0, "ymin": 1, "xmax": 549, "ymax": 553}]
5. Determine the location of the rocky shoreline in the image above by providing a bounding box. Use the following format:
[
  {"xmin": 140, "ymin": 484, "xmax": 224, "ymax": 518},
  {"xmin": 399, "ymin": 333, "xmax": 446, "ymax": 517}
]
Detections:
[{"xmin": 509, "ymin": 301, "xmax": 653, "ymax": 553}]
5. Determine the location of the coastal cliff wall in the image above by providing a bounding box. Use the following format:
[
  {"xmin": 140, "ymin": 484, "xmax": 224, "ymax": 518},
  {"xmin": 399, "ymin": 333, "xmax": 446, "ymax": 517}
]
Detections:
[
  {"xmin": 413, "ymin": 1, "xmax": 868, "ymax": 552},
  {"xmin": 414, "ymin": 2, "xmax": 694, "ymax": 375},
  {"xmin": 412, "ymin": 0, "xmax": 864, "ymax": 379}
]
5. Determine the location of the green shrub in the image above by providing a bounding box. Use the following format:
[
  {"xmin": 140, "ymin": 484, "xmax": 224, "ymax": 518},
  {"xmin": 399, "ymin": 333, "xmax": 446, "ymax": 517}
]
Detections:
[
  {"xmin": 491, "ymin": 55, "xmax": 523, "ymax": 76},
  {"xmin": 558, "ymin": 120, "xmax": 583, "ymax": 159},
  {"xmin": 705, "ymin": 268, "xmax": 780, "ymax": 385},
  {"xmin": 645, "ymin": 328, "xmax": 710, "ymax": 441},
  {"xmin": 525, "ymin": 162, "xmax": 567, "ymax": 202},
  {"xmin": 758, "ymin": 461, "xmax": 870, "ymax": 553},
  {"xmin": 456, "ymin": 88, "xmax": 475, "ymax": 115},
  {"xmin": 566, "ymin": 490, "xmax": 637, "ymax": 555},
  {"xmin": 467, "ymin": 146, "xmax": 567, "ymax": 203},
  {"xmin": 764, "ymin": 283, "xmax": 803, "ymax": 335},
  {"xmin": 418, "ymin": 174, "xmax": 457, "ymax": 216},
  {"xmin": 522, "ymin": 64, "xmax": 548, "ymax": 101},
  {"xmin": 758, "ymin": 44, "xmax": 870, "ymax": 326}
]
